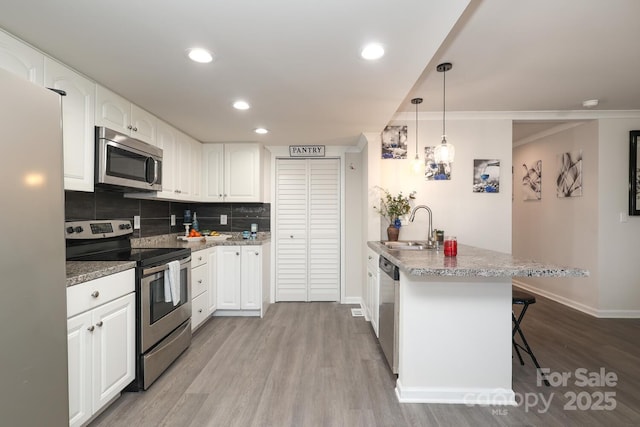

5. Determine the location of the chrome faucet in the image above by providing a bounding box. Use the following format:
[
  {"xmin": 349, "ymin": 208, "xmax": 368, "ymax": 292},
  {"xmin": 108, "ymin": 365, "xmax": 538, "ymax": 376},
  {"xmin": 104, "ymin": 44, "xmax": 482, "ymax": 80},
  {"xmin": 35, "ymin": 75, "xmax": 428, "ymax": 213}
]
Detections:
[{"xmin": 409, "ymin": 205, "xmax": 434, "ymax": 244}]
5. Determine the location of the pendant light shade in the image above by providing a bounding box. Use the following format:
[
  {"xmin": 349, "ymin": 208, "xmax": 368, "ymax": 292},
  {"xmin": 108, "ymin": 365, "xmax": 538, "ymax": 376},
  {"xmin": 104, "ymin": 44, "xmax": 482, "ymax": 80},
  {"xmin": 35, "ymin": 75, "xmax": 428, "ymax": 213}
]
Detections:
[
  {"xmin": 410, "ymin": 97, "xmax": 423, "ymax": 174},
  {"xmin": 434, "ymin": 62, "xmax": 455, "ymax": 164}
]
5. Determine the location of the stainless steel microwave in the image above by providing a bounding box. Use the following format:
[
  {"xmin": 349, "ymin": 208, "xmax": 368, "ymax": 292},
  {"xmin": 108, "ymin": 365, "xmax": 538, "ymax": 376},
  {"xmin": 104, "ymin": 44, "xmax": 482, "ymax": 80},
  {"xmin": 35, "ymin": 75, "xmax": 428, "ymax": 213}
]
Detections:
[{"xmin": 95, "ymin": 126, "xmax": 162, "ymax": 191}]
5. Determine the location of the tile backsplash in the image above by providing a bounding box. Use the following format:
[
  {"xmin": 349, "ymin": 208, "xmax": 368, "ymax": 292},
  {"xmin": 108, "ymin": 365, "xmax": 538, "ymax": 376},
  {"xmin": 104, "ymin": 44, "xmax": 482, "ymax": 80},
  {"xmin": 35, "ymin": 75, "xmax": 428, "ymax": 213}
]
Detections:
[{"xmin": 65, "ymin": 190, "xmax": 270, "ymax": 238}]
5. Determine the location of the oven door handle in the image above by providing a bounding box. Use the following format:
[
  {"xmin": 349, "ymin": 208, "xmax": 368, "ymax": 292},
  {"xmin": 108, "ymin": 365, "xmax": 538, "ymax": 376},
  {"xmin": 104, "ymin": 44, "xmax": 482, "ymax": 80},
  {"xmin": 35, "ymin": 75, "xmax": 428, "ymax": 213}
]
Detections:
[{"xmin": 142, "ymin": 256, "xmax": 191, "ymax": 276}]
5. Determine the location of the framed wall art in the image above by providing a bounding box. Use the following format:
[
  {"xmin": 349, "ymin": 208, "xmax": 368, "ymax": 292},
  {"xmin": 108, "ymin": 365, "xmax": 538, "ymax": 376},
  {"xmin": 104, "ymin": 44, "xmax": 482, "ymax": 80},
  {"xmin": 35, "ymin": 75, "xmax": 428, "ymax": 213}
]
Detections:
[
  {"xmin": 381, "ymin": 125, "xmax": 407, "ymax": 159},
  {"xmin": 630, "ymin": 130, "xmax": 640, "ymax": 215}
]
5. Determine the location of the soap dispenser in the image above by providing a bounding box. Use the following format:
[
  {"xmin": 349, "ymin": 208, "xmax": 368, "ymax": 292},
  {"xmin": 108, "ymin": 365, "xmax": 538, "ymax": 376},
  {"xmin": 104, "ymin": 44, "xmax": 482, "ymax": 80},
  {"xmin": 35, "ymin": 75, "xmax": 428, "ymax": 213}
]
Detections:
[{"xmin": 192, "ymin": 212, "xmax": 199, "ymax": 231}]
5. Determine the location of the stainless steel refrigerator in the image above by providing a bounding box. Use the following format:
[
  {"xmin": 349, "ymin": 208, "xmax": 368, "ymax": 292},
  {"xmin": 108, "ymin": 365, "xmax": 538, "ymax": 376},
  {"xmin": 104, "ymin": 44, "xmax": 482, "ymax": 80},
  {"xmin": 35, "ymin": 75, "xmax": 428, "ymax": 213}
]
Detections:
[{"xmin": 0, "ymin": 68, "xmax": 69, "ymax": 425}]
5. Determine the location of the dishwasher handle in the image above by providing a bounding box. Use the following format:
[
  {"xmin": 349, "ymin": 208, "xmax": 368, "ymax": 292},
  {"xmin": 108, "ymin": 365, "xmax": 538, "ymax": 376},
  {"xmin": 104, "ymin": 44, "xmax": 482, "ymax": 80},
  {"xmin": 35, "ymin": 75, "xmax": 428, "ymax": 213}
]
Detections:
[{"xmin": 379, "ymin": 256, "xmax": 400, "ymax": 280}]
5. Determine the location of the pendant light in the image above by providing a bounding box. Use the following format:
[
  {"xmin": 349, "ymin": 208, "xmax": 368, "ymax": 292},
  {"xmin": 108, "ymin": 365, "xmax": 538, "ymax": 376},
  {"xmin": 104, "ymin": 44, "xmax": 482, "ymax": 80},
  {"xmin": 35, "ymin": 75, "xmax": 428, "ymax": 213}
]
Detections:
[
  {"xmin": 410, "ymin": 97, "xmax": 423, "ymax": 174},
  {"xmin": 434, "ymin": 62, "xmax": 455, "ymax": 164}
]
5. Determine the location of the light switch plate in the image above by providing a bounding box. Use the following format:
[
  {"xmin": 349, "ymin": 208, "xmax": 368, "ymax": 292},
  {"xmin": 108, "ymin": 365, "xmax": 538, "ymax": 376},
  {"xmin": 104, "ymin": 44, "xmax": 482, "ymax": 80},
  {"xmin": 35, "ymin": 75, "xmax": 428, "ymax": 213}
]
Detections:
[
  {"xmin": 220, "ymin": 214, "xmax": 228, "ymax": 225},
  {"xmin": 620, "ymin": 212, "xmax": 628, "ymax": 223},
  {"xmin": 134, "ymin": 215, "xmax": 141, "ymax": 229},
  {"xmin": 171, "ymin": 214, "xmax": 176, "ymax": 226}
]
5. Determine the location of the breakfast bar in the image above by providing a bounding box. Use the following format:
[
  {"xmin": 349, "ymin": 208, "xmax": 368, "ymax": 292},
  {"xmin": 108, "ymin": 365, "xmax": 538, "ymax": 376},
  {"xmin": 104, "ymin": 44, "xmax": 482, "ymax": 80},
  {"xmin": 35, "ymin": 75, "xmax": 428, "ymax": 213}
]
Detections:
[{"xmin": 367, "ymin": 241, "xmax": 588, "ymax": 405}]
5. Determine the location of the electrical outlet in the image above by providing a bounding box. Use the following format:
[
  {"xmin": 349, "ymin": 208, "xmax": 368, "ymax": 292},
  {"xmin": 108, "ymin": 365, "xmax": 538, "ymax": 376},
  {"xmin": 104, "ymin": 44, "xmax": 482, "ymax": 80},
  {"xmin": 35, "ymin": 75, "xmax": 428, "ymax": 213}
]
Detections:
[
  {"xmin": 133, "ymin": 215, "xmax": 141, "ymax": 229},
  {"xmin": 171, "ymin": 214, "xmax": 176, "ymax": 226},
  {"xmin": 220, "ymin": 214, "xmax": 228, "ymax": 225}
]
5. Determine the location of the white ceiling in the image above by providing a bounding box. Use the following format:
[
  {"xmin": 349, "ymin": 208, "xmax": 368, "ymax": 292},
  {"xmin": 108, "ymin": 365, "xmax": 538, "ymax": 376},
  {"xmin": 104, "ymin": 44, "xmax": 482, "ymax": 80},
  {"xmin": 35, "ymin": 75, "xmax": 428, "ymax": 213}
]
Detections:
[{"xmin": 2, "ymin": 0, "xmax": 639, "ymax": 146}]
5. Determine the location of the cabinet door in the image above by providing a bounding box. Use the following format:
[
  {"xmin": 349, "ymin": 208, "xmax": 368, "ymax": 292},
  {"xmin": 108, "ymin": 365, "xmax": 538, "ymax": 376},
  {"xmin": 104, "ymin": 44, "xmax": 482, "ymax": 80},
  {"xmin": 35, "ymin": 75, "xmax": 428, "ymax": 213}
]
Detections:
[
  {"xmin": 95, "ymin": 85, "xmax": 130, "ymax": 135},
  {"xmin": 175, "ymin": 132, "xmax": 192, "ymax": 197},
  {"xmin": 0, "ymin": 30, "xmax": 44, "ymax": 84},
  {"xmin": 44, "ymin": 58, "xmax": 96, "ymax": 192},
  {"xmin": 156, "ymin": 120, "xmax": 177, "ymax": 196},
  {"xmin": 241, "ymin": 246, "xmax": 262, "ymax": 310},
  {"xmin": 130, "ymin": 104, "xmax": 156, "ymax": 144},
  {"xmin": 92, "ymin": 293, "xmax": 135, "ymax": 411},
  {"xmin": 224, "ymin": 143, "xmax": 261, "ymax": 202},
  {"xmin": 201, "ymin": 143, "xmax": 224, "ymax": 201},
  {"xmin": 368, "ymin": 267, "xmax": 379, "ymax": 337},
  {"xmin": 217, "ymin": 246, "xmax": 241, "ymax": 309},
  {"xmin": 207, "ymin": 248, "xmax": 218, "ymax": 313},
  {"xmin": 190, "ymin": 137, "xmax": 202, "ymax": 198},
  {"xmin": 67, "ymin": 311, "xmax": 92, "ymax": 427}
]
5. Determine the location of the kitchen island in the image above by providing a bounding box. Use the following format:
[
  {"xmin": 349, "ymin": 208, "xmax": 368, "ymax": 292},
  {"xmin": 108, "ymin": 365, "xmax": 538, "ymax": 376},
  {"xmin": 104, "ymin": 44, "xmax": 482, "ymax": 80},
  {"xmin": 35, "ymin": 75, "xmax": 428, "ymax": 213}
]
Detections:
[{"xmin": 367, "ymin": 241, "xmax": 588, "ymax": 405}]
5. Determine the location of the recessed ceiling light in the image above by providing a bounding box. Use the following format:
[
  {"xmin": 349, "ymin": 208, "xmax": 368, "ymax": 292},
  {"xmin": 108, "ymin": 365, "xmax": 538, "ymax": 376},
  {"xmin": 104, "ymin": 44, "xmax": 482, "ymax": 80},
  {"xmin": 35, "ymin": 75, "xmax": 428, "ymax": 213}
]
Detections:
[
  {"xmin": 254, "ymin": 128, "xmax": 269, "ymax": 135},
  {"xmin": 233, "ymin": 100, "xmax": 250, "ymax": 110},
  {"xmin": 187, "ymin": 48, "xmax": 214, "ymax": 63},
  {"xmin": 361, "ymin": 43, "xmax": 385, "ymax": 60}
]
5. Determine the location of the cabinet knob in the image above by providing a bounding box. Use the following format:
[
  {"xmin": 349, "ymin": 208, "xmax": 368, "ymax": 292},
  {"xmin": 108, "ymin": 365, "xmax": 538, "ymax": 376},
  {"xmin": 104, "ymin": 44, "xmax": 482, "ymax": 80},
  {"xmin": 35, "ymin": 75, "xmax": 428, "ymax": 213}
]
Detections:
[
  {"xmin": 198, "ymin": 279, "xmax": 203, "ymax": 284},
  {"xmin": 290, "ymin": 235, "xmax": 294, "ymax": 239},
  {"xmin": 255, "ymin": 252, "xmax": 259, "ymax": 256},
  {"xmin": 87, "ymin": 325, "xmax": 95, "ymax": 332},
  {"xmin": 198, "ymin": 309, "xmax": 203, "ymax": 313},
  {"xmin": 133, "ymin": 127, "xmax": 138, "ymax": 132},
  {"xmin": 91, "ymin": 291, "xmax": 99, "ymax": 298},
  {"xmin": 96, "ymin": 321, "xmax": 103, "ymax": 327},
  {"xmin": 368, "ymin": 256, "xmax": 373, "ymax": 260},
  {"xmin": 198, "ymin": 256, "xmax": 203, "ymax": 261},
  {"xmin": 127, "ymin": 125, "xmax": 133, "ymax": 130},
  {"xmin": 236, "ymin": 252, "xmax": 240, "ymax": 256},
  {"xmin": 218, "ymin": 194, "xmax": 222, "ymax": 197}
]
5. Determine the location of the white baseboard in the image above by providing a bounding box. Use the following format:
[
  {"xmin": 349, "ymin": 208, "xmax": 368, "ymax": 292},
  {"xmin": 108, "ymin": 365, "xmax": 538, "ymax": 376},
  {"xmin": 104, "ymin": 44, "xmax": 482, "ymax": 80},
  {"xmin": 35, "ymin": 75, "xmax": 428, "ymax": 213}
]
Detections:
[
  {"xmin": 511, "ymin": 280, "xmax": 640, "ymax": 318},
  {"xmin": 341, "ymin": 296, "xmax": 362, "ymax": 305},
  {"xmin": 395, "ymin": 379, "xmax": 516, "ymax": 405}
]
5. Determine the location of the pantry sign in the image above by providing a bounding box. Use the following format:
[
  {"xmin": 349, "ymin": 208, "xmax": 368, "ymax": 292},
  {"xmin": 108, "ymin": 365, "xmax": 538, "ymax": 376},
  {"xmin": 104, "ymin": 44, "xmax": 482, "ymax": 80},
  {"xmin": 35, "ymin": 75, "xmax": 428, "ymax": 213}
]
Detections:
[{"xmin": 289, "ymin": 145, "xmax": 325, "ymax": 157}]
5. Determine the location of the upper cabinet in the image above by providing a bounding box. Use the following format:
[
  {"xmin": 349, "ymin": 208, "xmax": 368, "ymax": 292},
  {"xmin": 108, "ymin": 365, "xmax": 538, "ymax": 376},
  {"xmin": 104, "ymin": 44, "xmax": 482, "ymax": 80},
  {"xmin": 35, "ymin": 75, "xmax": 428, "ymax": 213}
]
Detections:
[
  {"xmin": 44, "ymin": 58, "xmax": 96, "ymax": 192},
  {"xmin": 95, "ymin": 85, "xmax": 156, "ymax": 144},
  {"xmin": 202, "ymin": 143, "xmax": 262, "ymax": 202},
  {"xmin": 0, "ymin": 30, "xmax": 43, "ymax": 84}
]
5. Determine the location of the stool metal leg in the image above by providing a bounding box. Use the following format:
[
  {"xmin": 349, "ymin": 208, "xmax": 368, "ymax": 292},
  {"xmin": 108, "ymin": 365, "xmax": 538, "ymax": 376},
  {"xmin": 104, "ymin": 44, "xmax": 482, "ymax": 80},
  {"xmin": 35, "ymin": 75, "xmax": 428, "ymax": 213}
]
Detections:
[{"xmin": 512, "ymin": 302, "xmax": 550, "ymax": 387}]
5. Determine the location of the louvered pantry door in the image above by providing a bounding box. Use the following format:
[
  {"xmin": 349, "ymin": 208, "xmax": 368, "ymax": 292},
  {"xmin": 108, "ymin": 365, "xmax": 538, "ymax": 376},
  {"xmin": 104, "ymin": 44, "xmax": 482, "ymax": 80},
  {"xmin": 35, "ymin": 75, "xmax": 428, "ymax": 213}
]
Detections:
[{"xmin": 275, "ymin": 158, "xmax": 340, "ymax": 302}]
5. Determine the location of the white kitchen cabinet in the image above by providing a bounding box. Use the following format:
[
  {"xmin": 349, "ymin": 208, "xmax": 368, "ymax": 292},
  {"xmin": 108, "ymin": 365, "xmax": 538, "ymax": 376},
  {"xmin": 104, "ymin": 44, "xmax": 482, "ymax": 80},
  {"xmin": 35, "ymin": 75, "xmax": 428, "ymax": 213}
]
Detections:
[
  {"xmin": 207, "ymin": 247, "xmax": 218, "ymax": 314},
  {"xmin": 365, "ymin": 248, "xmax": 380, "ymax": 337},
  {"xmin": 215, "ymin": 244, "xmax": 265, "ymax": 316},
  {"xmin": 0, "ymin": 30, "xmax": 44, "ymax": 84},
  {"xmin": 95, "ymin": 84, "xmax": 156, "ymax": 144},
  {"xmin": 67, "ymin": 269, "xmax": 135, "ymax": 427},
  {"xmin": 44, "ymin": 58, "xmax": 96, "ymax": 192},
  {"xmin": 202, "ymin": 143, "xmax": 262, "ymax": 202},
  {"xmin": 191, "ymin": 248, "xmax": 211, "ymax": 331}
]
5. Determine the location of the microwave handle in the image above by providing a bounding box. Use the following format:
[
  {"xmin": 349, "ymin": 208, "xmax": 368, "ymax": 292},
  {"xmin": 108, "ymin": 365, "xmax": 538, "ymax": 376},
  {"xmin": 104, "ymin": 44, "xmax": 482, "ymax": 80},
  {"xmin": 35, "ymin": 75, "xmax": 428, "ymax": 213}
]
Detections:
[{"xmin": 145, "ymin": 157, "xmax": 159, "ymax": 186}]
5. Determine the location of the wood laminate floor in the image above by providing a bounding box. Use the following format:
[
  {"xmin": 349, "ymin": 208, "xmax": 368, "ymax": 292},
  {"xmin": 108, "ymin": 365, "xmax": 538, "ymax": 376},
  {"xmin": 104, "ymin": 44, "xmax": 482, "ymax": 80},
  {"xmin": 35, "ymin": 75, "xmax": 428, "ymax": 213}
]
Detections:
[{"xmin": 91, "ymin": 293, "xmax": 640, "ymax": 427}]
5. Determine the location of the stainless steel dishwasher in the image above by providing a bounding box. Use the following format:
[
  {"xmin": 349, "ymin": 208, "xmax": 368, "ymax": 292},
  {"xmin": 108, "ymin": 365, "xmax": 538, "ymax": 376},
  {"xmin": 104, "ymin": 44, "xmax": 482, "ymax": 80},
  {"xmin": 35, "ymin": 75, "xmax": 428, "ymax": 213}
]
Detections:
[{"xmin": 378, "ymin": 256, "xmax": 399, "ymax": 374}]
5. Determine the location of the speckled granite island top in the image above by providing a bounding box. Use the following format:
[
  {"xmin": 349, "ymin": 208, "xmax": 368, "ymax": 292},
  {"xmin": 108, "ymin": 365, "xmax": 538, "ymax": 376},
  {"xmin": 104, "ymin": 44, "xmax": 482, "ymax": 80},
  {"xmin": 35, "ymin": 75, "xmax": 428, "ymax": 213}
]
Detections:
[
  {"xmin": 66, "ymin": 261, "xmax": 136, "ymax": 287},
  {"xmin": 368, "ymin": 241, "xmax": 589, "ymax": 278}
]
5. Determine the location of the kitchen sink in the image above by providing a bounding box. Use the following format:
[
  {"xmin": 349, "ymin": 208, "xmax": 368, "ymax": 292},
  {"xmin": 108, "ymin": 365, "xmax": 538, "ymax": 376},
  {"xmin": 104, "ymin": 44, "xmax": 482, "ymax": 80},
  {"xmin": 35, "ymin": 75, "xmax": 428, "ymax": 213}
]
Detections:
[{"xmin": 381, "ymin": 241, "xmax": 434, "ymax": 250}]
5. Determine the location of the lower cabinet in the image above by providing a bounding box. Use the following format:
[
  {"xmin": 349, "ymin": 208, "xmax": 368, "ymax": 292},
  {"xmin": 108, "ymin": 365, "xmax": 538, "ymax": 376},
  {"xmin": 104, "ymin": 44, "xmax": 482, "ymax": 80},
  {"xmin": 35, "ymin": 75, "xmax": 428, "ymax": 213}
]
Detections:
[
  {"xmin": 364, "ymin": 248, "xmax": 380, "ymax": 337},
  {"xmin": 191, "ymin": 248, "xmax": 212, "ymax": 330},
  {"xmin": 216, "ymin": 245, "xmax": 265, "ymax": 316},
  {"xmin": 67, "ymin": 269, "xmax": 135, "ymax": 427}
]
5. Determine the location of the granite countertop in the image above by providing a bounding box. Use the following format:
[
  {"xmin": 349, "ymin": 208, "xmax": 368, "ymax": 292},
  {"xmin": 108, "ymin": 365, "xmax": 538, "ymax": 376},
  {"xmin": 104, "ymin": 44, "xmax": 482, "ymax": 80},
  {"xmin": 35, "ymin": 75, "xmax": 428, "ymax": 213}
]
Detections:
[
  {"xmin": 368, "ymin": 241, "xmax": 589, "ymax": 278},
  {"xmin": 66, "ymin": 232, "xmax": 271, "ymax": 286},
  {"xmin": 132, "ymin": 232, "xmax": 271, "ymax": 251},
  {"xmin": 66, "ymin": 261, "xmax": 136, "ymax": 287}
]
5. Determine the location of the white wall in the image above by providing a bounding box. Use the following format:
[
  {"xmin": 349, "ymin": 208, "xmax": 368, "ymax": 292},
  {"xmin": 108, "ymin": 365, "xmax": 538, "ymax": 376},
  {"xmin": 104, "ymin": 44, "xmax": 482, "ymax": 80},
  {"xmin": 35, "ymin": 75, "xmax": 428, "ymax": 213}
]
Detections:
[
  {"xmin": 513, "ymin": 118, "xmax": 640, "ymax": 316},
  {"xmin": 379, "ymin": 118, "xmax": 513, "ymax": 253},
  {"xmin": 344, "ymin": 151, "xmax": 363, "ymax": 302},
  {"xmin": 598, "ymin": 119, "xmax": 640, "ymax": 315},
  {"xmin": 512, "ymin": 121, "xmax": 600, "ymax": 312}
]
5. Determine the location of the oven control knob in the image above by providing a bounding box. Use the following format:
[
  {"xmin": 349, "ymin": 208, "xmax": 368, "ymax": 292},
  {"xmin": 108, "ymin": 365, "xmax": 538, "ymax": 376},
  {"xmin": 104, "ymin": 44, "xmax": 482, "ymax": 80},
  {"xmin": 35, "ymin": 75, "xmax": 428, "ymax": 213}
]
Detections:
[
  {"xmin": 66, "ymin": 226, "xmax": 74, "ymax": 234},
  {"xmin": 74, "ymin": 226, "xmax": 83, "ymax": 233},
  {"xmin": 119, "ymin": 223, "xmax": 131, "ymax": 230}
]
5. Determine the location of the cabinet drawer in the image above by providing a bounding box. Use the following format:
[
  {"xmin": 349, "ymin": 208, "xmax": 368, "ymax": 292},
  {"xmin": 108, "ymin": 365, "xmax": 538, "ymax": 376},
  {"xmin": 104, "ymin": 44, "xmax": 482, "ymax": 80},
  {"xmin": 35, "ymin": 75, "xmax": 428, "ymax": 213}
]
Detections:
[
  {"xmin": 192, "ymin": 264, "xmax": 208, "ymax": 297},
  {"xmin": 191, "ymin": 249, "xmax": 208, "ymax": 268},
  {"xmin": 191, "ymin": 291, "xmax": 209, "ymax": 330},
  {"xmin": 67, "ymin": 269, "xmax": 135, "ymax": 318}
]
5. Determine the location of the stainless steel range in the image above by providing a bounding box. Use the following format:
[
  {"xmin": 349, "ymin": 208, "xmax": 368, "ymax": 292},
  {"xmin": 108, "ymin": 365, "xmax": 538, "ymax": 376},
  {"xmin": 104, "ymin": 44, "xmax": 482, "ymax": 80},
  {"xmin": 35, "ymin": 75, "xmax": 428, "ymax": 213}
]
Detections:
[{"xmin": 65, "ymin": 220, "xmax": 192, "ymax": 390}]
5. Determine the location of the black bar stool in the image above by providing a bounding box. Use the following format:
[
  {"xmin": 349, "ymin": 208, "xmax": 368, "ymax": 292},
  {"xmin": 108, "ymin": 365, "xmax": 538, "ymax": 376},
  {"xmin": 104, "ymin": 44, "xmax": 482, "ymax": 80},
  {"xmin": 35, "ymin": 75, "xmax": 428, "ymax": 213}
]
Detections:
[{"xmin": 512, "ymin": 289, "xmax": 550, "ymax": 386}]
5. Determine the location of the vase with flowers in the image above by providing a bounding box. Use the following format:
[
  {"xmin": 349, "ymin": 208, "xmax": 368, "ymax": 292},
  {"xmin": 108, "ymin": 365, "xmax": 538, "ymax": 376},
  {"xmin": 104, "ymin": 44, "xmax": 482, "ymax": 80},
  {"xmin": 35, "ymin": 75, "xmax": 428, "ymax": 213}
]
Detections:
[{"xmin": 373, "ymin": 187, "xmax": 413, "ymax": 241}]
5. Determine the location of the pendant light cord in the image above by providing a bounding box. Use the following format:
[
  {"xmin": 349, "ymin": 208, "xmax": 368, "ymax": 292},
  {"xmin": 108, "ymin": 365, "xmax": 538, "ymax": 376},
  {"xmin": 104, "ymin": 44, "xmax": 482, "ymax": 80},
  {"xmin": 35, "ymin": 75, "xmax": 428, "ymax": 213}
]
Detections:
[
  {"xmin": 442, "ymin": 68, "xmax": 446, "ymax": 142},
  {"xmin": 415, "ymin": 101, "xmax": 419, "ymax": 156}
]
